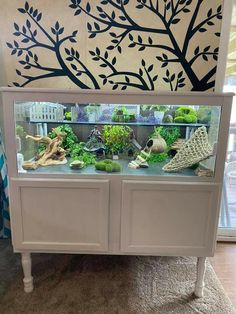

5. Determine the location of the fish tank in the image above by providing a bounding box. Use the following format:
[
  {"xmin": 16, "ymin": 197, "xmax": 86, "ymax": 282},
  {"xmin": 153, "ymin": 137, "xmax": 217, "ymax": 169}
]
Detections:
[{"xmin": 13, "ymin": 99, "xmax": 222, "ymax": 178}]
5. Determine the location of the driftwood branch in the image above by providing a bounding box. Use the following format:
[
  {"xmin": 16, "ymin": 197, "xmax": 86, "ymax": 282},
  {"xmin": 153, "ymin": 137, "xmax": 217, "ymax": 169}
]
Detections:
[{"xmin": 23, "ymin": 130, "xmax": 67, "ymax": 169}]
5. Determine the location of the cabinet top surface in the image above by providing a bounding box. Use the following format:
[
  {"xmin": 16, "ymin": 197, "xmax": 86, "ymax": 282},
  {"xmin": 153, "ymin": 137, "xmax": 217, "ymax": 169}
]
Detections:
[{"xmin": 0, "ymin": 87, "xmax": 234, "ymax": 98}]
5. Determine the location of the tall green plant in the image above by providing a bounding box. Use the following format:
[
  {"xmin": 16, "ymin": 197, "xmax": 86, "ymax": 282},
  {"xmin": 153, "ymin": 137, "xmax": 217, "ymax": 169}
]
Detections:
[{"xmin": 103, "ymin": 125, "xmax": 131, "ymax": 154}]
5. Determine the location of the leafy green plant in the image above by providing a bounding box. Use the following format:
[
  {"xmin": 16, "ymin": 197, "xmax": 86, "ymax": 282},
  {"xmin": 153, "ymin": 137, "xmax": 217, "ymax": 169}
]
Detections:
[
  {"xmin": 64, "ymin": 111, "xmax": 72, "ymax": 121},
  {"xmin": 37, "ymin": 124, "xmax": 78, "ymax": 156},
  {"xmin": 112, "ymin": 107, "xmax": 136, "ymax": 123},
  {"xmin": 16, "ymin": 124, "xmax": 26, "ymax": 138},
  {"xmin": 70, "ymin": 142, "xmax": 96, "ymax": 166},
  {"xmin": 197, "ymin": 106, "xmax": 212, "ymax": 123},
  {"xmin": 148, "ymin": 152, "xmax": 168, "ymax": 163},
  {"xmin": 150, "ymin": 126, "xmax": 180, "ymax": 148},
  {"xmin": 103, "ymin": 125, "xmax": 131, "ymax": 154},
  {"xmin": 70, "ymin": 142, "xmax": 85, "ymax": 159},
  {"xmin": 73, "ymin": 152, "xmax": 96, "ymax": 166},
  {"xmin": 48, "ymin": 125, "xmax": 78, "ymax": 154}
]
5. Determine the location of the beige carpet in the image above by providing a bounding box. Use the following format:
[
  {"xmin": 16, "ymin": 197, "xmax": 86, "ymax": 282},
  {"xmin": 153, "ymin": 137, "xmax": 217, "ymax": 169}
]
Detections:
[{"xmin": 0, "ymin": 243, "xmax": 235, "ymax": 314}]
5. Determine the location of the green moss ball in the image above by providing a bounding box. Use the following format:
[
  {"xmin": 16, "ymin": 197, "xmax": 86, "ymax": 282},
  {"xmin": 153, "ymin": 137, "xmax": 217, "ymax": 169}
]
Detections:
[
  {"xmin": 112, "ymin": 162, "xmax": 121, "ymax": 172},
  {"xmin": 103, "ymin": 159, "xmax": 113, "ymax": 164},
  {"xmin": 105, "ymin": 164, "xmax": 113, "ymax": 173},
  {"xmin": 175, "ymin": 106, "xmax": 197, "ymax": 117},
  {"xmin": 95, "ymin": 162, "xmax": 106, "ymax": 171},
  {"xmin": 184, "ymin": 114, "xmax": 197, "ymax": 123},
  {"xmin": 174, "ymin": 116, "xmax": 185, "ymax": 123}
]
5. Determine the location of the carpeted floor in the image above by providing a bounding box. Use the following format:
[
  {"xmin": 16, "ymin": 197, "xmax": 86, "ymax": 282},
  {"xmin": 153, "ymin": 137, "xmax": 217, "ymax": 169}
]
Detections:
[{"xmin": 0, "ymin": 240, "xmax": 235, "ymax": 314}]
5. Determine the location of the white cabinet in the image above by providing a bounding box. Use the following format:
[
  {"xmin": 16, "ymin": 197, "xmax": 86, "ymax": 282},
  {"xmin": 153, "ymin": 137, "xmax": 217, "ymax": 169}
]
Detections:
[
  {"xmin": 10, "ymin": 178, "xmax": 109, "ymax": 252},
  {"xmin": 0, "ymin": 88, "xmax": 233, "ymax": 296},
  {"xmin": 120, "ymin": 181, "xmax": 220, "ymax": 256}
]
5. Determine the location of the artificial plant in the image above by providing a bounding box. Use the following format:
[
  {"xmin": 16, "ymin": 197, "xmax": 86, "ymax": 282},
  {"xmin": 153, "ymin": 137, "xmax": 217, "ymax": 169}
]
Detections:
[
  {"xmin": 174, "ymin": 106, "xmax": 197, "ymax": 124},
  {"xmin": 103, "ymin": 125, "xmax": 131, "ymax": 154}
]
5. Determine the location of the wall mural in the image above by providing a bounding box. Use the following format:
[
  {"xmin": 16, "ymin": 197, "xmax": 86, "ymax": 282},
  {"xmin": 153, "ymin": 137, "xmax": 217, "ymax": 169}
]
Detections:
[{"xmin": 3, "ymin": 0, "xmax": 223, "ymax": 91}]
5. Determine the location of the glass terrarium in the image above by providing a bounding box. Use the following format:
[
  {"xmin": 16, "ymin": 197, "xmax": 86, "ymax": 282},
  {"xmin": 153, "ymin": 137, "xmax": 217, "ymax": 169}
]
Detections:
[{"xmin": 14, "ymin": 101, "xmax": 220, "ymax": 178}]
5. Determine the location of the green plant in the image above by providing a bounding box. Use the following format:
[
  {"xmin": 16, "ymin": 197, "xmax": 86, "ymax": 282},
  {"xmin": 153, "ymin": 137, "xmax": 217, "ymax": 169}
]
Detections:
[
  {"xmin": 70, "ymin": 142, "xmax": 85, "ymax": 159},
  {"xmin": 112, "ymin": 107, "xmax": 136, "ymax": 123},
  {"xmin": 64, "ymin": 111, "xmax": 72, "ymax": 121},
  {"xmin": 16, "ymin": 124, "xmax": 26, "ymax": 138},
  {"xmin": 148, "ymin": 152, "xmax": 168, "ymax": 163},
  {"xmin": 73, "ymin": 152, "xmax": 96, "ymax": 166},
  {"xmin": 103, "ymin": 125, "xmax": 131, "ymax": 154},
  {"xmin": 70, "ymin": 142, "xmax": 97, "ymax": 166},
  {"xmin": 48, "ymin": 125, "xmax": 78, "ymax": 154},
  {"xmin": 150, "ymin": 126, "xmax": 180, "ymax": 148},
  {"xmin": 197, "ymin": 106, "xmax": 212, "ymax": 123},
  {"xmin": 113, "ymin": 107, "xmax": 129, "ymax": 115},
  {"xmin": 38, "ymin": 124, "xmax": 78, "ymax": 156}
]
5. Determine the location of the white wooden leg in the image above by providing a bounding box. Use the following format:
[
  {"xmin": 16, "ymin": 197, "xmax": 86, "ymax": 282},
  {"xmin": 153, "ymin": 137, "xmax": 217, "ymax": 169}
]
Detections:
[
  {"xmin": 21, "ymin": 253, "xmax": 34, "ymax": 293},
  {"xmin": 194, "ymin": 257, "xmax": 206, "ymax": 298}
]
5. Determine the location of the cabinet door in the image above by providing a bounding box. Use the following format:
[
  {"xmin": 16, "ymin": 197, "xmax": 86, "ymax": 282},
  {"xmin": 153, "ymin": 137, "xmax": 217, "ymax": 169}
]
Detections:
[
  {"xmin": 10, "ymin": 178, "xmax": 109, "ymax": 252},
  {"xmin": 120, "ymin": 180, "xmax": 220, "ymax": 256}
]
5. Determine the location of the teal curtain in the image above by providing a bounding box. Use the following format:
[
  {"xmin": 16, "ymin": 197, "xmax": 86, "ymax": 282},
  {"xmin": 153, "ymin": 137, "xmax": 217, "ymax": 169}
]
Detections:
[{"xmin": 0, "ymin": 130, "xmax": 10, "ymax": 238}]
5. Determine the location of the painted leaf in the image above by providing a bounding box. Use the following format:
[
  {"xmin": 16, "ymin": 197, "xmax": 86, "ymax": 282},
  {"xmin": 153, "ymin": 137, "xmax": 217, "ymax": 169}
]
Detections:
[
  {"xmin": 148, "ymin": 64, "xmax": 153, "ymax": 72},
  {"xmin": 18, "ymin": 8, "xmax": 26, "ymax": 14},
  {"xmin": 139, "ymin": 46, "xmax": 145, "ymax": 51},
  {"xmin": 86, "ymin": 2, "xmax": 91, "ymax": 13},
  {"xmin": 172, "ymin": 18, "xmax": 180, "ymax": 24},
  {"xmin": 75, "ymin": 9, "xmax": 81, "ymax": 15}
]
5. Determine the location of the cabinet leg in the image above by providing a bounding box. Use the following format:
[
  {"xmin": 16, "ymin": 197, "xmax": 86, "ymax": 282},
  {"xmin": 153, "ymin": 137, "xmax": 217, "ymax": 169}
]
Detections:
[
  {"xmin": 21, "ymin": 253, "xmax": 34, "ymax": 293},
  {"xmin": 194, "ymin": 257, "xmax": 206, "ymax": 298}
]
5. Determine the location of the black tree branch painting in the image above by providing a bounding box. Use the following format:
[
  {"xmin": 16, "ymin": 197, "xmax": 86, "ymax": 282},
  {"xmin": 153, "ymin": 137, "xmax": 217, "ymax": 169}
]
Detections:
[{"xmin": 7, "ymin": 0, "xmax": 222, "ymax": 91}]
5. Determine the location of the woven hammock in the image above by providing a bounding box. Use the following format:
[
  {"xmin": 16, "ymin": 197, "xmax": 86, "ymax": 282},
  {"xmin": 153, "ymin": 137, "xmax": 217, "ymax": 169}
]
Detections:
[{"xmin": 163, "ymin": 126, "xmax": 213, "ymax": 172}]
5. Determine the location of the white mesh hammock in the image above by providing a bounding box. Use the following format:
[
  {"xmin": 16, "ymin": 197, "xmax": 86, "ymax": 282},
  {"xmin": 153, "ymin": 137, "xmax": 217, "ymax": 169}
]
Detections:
[{"xmin": 163, "ymin": 126, "xmax": 213, "ymax": 172}]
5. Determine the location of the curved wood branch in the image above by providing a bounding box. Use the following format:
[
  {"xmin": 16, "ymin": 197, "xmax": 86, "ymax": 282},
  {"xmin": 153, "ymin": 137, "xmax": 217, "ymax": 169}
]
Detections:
[{"xmin": 23, "ymin": 132, "xmax": 67, "ymax": 170}]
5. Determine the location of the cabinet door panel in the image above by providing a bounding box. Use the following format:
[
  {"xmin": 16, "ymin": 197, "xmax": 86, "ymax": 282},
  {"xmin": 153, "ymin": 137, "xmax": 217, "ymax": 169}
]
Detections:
[
  {"xmin": 10, "ymin": 179, "xmax": 109, "ymax": 252},
  {"xmin": 121, "ymin": 181, "xmax": 220, "ymax": 256}
]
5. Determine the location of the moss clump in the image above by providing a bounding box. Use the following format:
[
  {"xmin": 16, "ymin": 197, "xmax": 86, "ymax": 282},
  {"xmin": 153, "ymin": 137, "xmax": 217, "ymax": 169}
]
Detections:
[
  {"xmin": 103, "ymin": 159, "xmax": 113, "ymax": 164},
  {"xmin": 184, "ymin": 114, "xmax": 197, "ymax": 123},
  {"xmin": 174, "ymin": 116, "xmax": 185, "ymax": 123},
  {"xmin": 105, "ymin": 164, "xmax": 113, "ymax": 173},
  {"xmin": 111, "ymin": 162, "xmax": 121, "ymax": 172},
  {"xmin": 95, "ymin": 160, "xmax": 121, "ymax": 173},
  {"xmin": 95, "ymin": 162, "xmax": 106, "ymax": 171},
  {"xmin": 174, "ymin": 106, "xmax": 197, "ymax": 124}
]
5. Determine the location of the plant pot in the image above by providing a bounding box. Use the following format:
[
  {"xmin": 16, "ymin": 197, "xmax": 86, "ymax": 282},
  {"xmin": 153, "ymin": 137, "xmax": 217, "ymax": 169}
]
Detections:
[{"xmin": 154, "ymin": 111, "xmax": 165, "ymax": 122}]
